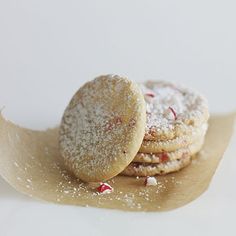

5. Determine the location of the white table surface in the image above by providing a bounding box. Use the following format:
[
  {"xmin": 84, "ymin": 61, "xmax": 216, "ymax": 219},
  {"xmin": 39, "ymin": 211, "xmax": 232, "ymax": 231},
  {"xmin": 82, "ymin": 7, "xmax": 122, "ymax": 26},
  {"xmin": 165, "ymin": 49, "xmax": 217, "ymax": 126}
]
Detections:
[{"xmin": 0, "ymin": 1, "xmax": 236, "ymax": 235}]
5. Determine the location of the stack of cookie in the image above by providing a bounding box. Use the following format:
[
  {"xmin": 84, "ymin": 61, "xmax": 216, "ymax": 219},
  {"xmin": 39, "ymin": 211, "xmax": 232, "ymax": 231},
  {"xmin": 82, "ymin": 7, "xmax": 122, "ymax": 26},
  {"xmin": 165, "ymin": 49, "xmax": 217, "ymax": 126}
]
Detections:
[
  {"xmin": 59, "ymin": 75, "xmax": 209, "ymax": 182},
  {"xmin": 121, "ymin": 81, "xmax": 209, "ymax": 176}
]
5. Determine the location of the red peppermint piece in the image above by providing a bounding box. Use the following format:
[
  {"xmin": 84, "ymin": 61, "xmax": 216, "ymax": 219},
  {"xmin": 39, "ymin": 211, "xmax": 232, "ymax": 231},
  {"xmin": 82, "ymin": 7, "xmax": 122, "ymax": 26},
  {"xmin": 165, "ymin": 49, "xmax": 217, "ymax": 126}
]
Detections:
[
  {"xmin": 169, "ymin": 107, "xmax": 177, "ymax": 120},
  {"xmin": 97, "ymin": 183, "xmax": 113, "ymax": 194},
  {"xmin": 105, "ymin": 116, "xmax": 122, "ymax": 131},
  {"xmin": 145, "ymin": 92, "xmax": 155, "ymax": 98},
  {"xmin": 160, "ymin": 152, "xmax": 169, "ymax": 163}
]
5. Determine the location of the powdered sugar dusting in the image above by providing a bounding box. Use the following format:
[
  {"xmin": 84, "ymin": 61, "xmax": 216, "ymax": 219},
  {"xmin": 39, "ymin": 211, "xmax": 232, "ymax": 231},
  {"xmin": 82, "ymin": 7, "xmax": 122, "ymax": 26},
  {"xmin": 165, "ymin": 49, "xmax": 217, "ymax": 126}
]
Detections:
[
  {"xmin": 140, "ymin": 123, "xmax": 208, "ymax": 153},
  {"xmin": 59, "ymin": 75, "xmax": 146, "ymax": 182},
  {"xmin": 145, "ymin": 176, "xmax": 158, "ymax": 186},
  {"xmin": 141, "ymin": 81, "xmax": 209, "ymax": 140}
]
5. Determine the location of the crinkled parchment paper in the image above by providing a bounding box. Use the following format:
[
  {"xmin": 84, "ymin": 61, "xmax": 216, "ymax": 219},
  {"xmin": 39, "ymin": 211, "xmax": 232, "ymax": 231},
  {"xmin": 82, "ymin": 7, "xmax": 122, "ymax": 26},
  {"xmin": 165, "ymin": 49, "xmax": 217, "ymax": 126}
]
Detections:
[{"xmin": 0, "ymin": 113, "xmax": 235, "ymax": 212}]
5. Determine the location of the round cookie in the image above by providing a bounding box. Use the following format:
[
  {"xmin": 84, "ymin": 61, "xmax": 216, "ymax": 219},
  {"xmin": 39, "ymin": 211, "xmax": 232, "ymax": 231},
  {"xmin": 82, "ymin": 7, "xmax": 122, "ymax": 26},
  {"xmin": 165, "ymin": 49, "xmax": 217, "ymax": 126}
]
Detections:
[
  {"xmin": 139, "ymin": 123, "xmax": 208, "ymax": 153},
  {"xmin": 141, "ymin": 81, "xmax": 209, "ymax": 141},
  {"xmin": 59, "ymin": 75, "xmax": 146, "ymax": 182},
  {"xmin": 121, "ymin": 155, "xmax": 192, "ymax": 177},
  {"xmin": 134, "ymin": 137, "xmax": 204, "ymax": 163}
]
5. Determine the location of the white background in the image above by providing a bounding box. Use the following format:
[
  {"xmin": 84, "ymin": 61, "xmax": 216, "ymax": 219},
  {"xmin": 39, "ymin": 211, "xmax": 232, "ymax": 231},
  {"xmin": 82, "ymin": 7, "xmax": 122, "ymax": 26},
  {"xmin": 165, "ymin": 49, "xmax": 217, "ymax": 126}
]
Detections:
[{"xmin": 0, "ymin": 1, "xmax": 236, "ymax": 236}]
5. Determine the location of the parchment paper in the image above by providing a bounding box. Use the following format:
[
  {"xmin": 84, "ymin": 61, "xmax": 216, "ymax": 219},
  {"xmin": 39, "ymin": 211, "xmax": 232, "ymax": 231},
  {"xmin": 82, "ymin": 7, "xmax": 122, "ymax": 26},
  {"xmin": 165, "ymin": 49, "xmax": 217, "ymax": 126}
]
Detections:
[{"xmin": 0, "ymin": 113, "xmax": 235, "ymax": 212}]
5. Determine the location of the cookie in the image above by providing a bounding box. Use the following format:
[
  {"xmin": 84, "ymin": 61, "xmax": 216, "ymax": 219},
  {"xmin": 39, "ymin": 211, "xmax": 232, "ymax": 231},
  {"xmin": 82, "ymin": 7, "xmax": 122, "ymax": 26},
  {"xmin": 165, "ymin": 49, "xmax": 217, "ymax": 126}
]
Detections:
[
  {"xmin": 121, "ymin": 155, "xmax": 192, "ymax": 176},
  {"xmin": 141, "ymin": 81, "xmax": 209, "ymax": 141},
  {"xmin": 134, "ymin": 137, "xmax": 204, "ymax": 163},
  {"xmin": 139, "ymin": 123, "xmax": 208, "ymax": 153},
  {"xmin": 59, "ymin": 75, "xmax": 146, "ymax": 182}
]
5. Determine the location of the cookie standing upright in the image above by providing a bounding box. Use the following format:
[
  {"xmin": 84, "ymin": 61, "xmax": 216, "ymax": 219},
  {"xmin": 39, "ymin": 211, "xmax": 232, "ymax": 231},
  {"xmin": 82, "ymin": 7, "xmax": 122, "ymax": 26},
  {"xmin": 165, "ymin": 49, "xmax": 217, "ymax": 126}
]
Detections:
[{"xmin": 59, "ymin": 75, "xmax": 146, "ymax": 182}]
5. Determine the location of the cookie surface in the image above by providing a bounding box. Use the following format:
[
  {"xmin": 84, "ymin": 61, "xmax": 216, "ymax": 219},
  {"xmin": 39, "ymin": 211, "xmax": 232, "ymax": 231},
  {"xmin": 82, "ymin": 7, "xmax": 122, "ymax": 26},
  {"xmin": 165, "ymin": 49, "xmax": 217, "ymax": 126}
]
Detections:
[
  {"xmin": 59, "ymin": 75, "xmax": 146, "ymax": 182},
  {"xmin": 121, "ymin": 155, "xmax": 192, "ymax": 176},
  {"xmin": 134, "ymin": 137, "xmax": 204, "ymax": 163},
  {"xmin": 139, "ymin": 123, "xmax": 208, "ymax": 153},
  {"xmin": 141, "ymin": 81, "xmax": 209, "ymax": 141}
]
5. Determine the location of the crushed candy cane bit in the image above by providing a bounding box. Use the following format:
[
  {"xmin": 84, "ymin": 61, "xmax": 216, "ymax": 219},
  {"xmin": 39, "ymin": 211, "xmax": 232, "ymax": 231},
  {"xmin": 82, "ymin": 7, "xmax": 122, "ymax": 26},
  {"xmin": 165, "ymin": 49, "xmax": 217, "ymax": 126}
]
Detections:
[
  {"xmin": 105, "ymin": 116, "xmax": 122, "ymax": 131},
  {"xmin": 145, "ymin": 92, "xmax": 155, "ymax": 98},
  {"xmin": 168, "ymin": 107, "xmax": 177, "ymax": 120},
  {"xmin": 144, "ymin": 177, "xmax": 158, "ymax": 186},
  {"xmin": 160, "ymin": 152, "xmax": 169, "ymax": 162},
  {"xmin": 97, "ymin": 183, "xmax": 113, "ymax": 194}
]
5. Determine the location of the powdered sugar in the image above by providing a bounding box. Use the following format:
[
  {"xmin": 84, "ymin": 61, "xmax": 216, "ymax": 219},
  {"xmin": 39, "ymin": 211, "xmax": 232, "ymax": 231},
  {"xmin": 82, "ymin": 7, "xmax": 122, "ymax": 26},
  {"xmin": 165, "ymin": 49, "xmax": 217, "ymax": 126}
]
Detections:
[
  {"xmin": 140, "ymin": 123, "xmax": 208, "ymax": 153},
  {"xmin": 59, "ymin": 75, "xmax": 146, "ymax": 182},
  {"xmin": 141, "ymin": 81, "xmax": 209, "ymax": 140},
  {"xmin": 145, "ymin": 176, "xmax": 158, "ymax": 186}
]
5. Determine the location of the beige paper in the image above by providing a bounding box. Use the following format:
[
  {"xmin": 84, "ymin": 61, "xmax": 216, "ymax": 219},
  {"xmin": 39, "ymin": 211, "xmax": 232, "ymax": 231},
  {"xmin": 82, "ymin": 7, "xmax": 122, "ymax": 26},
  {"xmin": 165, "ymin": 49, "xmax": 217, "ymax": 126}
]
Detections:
[{"xmin": 0, "ymin": 113, "xmax": 235, "ymax": 212}]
